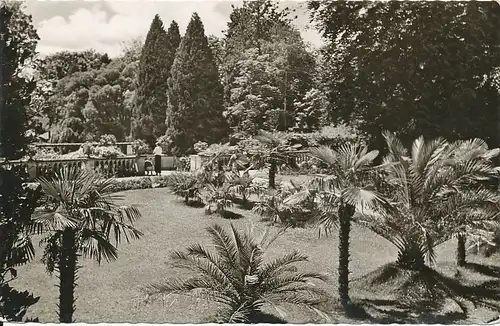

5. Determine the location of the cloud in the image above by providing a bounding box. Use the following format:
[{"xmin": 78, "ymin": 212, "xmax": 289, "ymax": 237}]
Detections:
[{"xmin": 32, "ymin": 0, "xmax": 323, "ymax": 57}]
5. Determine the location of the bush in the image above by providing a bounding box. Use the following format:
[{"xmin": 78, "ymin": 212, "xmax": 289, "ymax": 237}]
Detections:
[
  {"xmin": 202, "ymin": 183, "xmax": 233, "ymax": 216},
  {"xmin": 108, "ymin": 177, "xmax": 153, "ymax": 192},
  {"xmin": 80, "ymin": 142, "xmax": 96, "ymax": 157},
  {"xmin": 131, "ymin": 139, "xmax": 150, "ymax": 156},
  {"xmin": 193, "ymin": 141, "xmax": 209, "ymax": 153},
  {"xmin": 98, "ymin": 134, "xmax": 117, "ymax": 146},
  {"xmin": 253, "ymin": 181, "xmax": 316, "ymax": 227},
  {"xmin": 166, "ymin": 172, "xmax": 202, "ymax": 204},
  {"xmin": 94, "ymin": 146, "xmax": 123, "ymax": 158},
  {"xmin": 177, "ymin": 157, "xmax": 191, "ymax": 171}
]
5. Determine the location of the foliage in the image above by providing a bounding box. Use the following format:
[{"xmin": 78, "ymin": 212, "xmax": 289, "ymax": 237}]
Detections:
[
  {"xmin": 222, "ymin": 0, "xmax": 317, "ymax": 136},
  {"xmin": 134, "ymin": 17, "xmax": 181, "ymax": 146},
  {"xmin": 166, "ymin": 13, "xmax": 227, "ymax": 155},
  {"xmin": 98, "ymin": 134, "xmax": 117, "ymax": 146},
  {"xmin": 310, "ymin": 1, "xmax": 500, "ymax": 153},
  {"xmin": 226, "ymin": 171, "xmax": 262, "ymax": 207},
  {"xmin": 0, "ymin": 169, "xmax": 41, "ymax": 321},
  {"xmin": 0, "ymin": 1, "xmax": 39, "ymax": 159},
  {"xmin": 80, "ymin": 142, "xmax": 95, "ymax": 157},
  {"xmin": 291, "ymin": 141, "xmax": 384, "ymax": 307},
  {"xmin": 93, "ymin": 145, "xmax": 123, "ymax": 158},
  {"xmin": 131, "ymin": 139, "xmax": 150, "ymax": 156},
  {"xmin": 33, "ymin": 167, "xmax": 142, "ymax": 322},
  {"xmin": 358, "ymin": 132, "xmax": 500, "ymax": 269},
  {"xmin": 253, "ymin": 181, "xmax": 315, "ymax": 227},
  {"xmin": 167, "ymin": 172, "xmax": 202, "ymax": 204},
  {"xmin": 193, "ymin": 141, "xmax": 209, "ymax": 154},
  {"xmin": 177, "ymin": 157, "xmax": 191, "ymax": 172},
  {"xmin": 202, "ymin": 183, "xmax": 234, "ymax": 216},
  {"xmin": 108, "ymin": 176, "xmax": 160, "ymax": 193},
  {"xmin": 142, "ymin": 223, "xmax": 330, "ymax": 323},
  {"xmin": 46, "ymin": 54, "xmax": 136, "ymax": 143},
  {"xmin": 251, "ymin": 130, "xmax": 301, "ymax": 189}
]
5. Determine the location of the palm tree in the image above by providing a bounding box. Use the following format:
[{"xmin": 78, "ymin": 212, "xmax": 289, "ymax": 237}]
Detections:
[
  {"xmin": 142, "ymin": 223, "xmax": 330, "ymax": 323},
  {"xmin": 32, "ymin": 167, "xmax": 142, "ymax": 323},
  {"xmin": 253, "ymin": 130, "xmax": 300, "ymax": 189},
  {"xmin": 432, "ymin": 137, "xmax": 500, "ymax": 267},
  {"xmin": 358, "ymin": 132, "xmax": 500, "ymax": 270},
  {"xmin": 295, "ymin": 142, "xmax": 384, "ymax": 308}
]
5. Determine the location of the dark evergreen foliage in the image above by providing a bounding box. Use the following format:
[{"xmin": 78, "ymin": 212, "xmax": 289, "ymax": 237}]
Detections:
[
  {"xmin": 310, "ymin": 1, "xmax": 500, "ymax": 156},
  {"xmin": 166, "ymin": 13, "xmax": 227, "ymax": 155},
  {"xmin": 0, "ymin": 2, "xmax": 39, "ymax": 159},
  {"xmin": 134, "ymin": 15, "xmax": 180, "ymax": 147}
]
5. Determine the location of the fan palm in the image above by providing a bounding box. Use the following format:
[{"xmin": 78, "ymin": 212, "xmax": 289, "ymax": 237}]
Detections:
[
  {"xmin": 432, "ymin": 137, "xmax": 500, "ymax": 266},
  {"xmin": 359, "ymin": 131, "xmax": 500, "ymax": 270},
  {"xmin": 32, "ymin": 167, "xmax": 142, "ymax": 323},
  {"xmin": 292, "ymin": 142, "xmax": 384, "ymax": 308},
  {"xmin": 253, "ymin": 180, "xmax": 316, "ymax": 227},
  {"xmin": 142, "ymin": 223, "xmax": 330, "ymax": 323},
  {"xmin": 253, "ymin": 130, "xmax": 301, "ymax": 189},
  {"xmin": 226, "ymin": 171, "xmax": 262, "ymax": 207}
]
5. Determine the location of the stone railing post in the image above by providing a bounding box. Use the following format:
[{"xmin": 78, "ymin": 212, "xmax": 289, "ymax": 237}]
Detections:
[
  {"xmin": 27, "ymin": 161, "xmax": 37, "ymax": 181},
  {"xmin": 136, "ymin": 156, "xmax": 145, "ymax": 175},
  {"xmin": 85, "ymin": 158, "xmax": 94, "ymax": 172}
]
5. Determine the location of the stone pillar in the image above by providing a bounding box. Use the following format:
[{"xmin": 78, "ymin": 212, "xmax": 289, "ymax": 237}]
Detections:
[
  {"xmin": 85, "ymin": 158, "xmax": 95, "ymax": 172},
  {"xmin": 136, "ymin": 156, "xmax": 145, "ymax": 175},
  {"xmin": 26, "ymin": 161, "xmax": 37, "ymax": 181}
]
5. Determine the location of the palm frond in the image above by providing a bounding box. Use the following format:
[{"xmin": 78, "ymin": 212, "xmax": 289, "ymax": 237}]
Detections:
[{"xmin": 79, "ymin": 229, "xmax": 118, "ymax": 263}]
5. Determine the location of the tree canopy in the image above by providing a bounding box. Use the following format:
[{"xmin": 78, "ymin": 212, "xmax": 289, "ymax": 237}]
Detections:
[{"xmin": 310, "ymin": 1, "xmax": 500, "ymax": 154}]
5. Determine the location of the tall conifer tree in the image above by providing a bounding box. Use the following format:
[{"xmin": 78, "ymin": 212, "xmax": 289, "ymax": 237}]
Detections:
[
  {"xmin": 166, "ymin": 13, "xmax": 227, "ymax": 155},
  {"xmin": 134, "ymin": 15, "xmax": 180, "ymax": 146}
]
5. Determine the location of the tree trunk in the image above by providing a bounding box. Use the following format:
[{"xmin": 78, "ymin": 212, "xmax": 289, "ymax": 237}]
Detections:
[
  {"xmin": 184, "ymin": 194, "xmax": 189, "ymax": 204},
  {"xmin": 268, "ymin": 158, "xmax": 276, "ymax": 189},
  {"xmin": 58, "ymin": 228, "xmax": 78, "ymax": 323},
  {"xmin": 456, "ymin": 234, "xmax": 466, "ymax": 267},
  {"xmin": 338, "ymin": 204, "xmax": 355, "ymax": 308}
]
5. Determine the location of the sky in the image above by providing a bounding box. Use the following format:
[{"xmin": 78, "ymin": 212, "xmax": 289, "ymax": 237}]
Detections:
[{"xmin": 23, "ymin": 0, "xmax": 324, "ymax": 58}]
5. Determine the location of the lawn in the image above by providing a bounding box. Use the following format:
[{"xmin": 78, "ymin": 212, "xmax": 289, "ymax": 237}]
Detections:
[{"xmin": 11, "ymin": 186, "xmax": 500, "ymax": 323}]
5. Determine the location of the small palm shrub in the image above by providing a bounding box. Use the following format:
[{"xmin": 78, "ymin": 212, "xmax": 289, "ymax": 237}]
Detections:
[
  {"xmin": 226, "ymin": 172, "xmax": 263, "ymax": 208},
  {"xmin": 253, "ymin": 181, "xmax": 316, "ymax": 227},
  {"xmin": 167, "ymin": 172, "xmax": 202, "ymax": 204},
  {"xmin": 142, "ymin": 224, "xmax": 330, "ymax": 323},
  {"xmin": 202, "ymin": 183, "xmax": 234, "ymax": 216}
]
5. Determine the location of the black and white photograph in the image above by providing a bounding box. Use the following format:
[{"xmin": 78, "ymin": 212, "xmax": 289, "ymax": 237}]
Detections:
[{"xmin": 1, "ymin": 0, "xmax": 500, "ymax": 324}]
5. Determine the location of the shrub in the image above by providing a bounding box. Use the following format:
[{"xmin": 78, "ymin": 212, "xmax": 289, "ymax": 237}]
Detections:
[
  {"xmin": 166, "ymin": 172, "xmax": 201, "ymax": 204},
  {"xmin": 108, "ymin": 177, "xmax": 153, "ymax": 192},
  {"xmin": 177, "ymin": 157, "xmax": 190, "ymax": 171},
  {"xmin": 94, "ymin": 146, "xmax": 123, "ymax": 158},
  {"xmin": 98, "ymin": 134, "xmax": 117, "ymax": 146},
  {"xmin": 80, "ymin": 142, "xmax": 96, "ymax": 157},
  {"xmin": 193, "ymin": 141, "xmax": 209, "ymax": 153},
  {"xmin": 131, "ymin": 139, "xmax": 150, "ymax": 156},
  {"xmin": 253, "ymin": 181, "xmax": 316, "ymax": 227},
  {"xmin": 202, "ymin": 183, "xmax": 233, "ymax": 216}
]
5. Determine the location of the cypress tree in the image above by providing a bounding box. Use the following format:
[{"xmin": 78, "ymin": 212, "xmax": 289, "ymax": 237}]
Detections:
[
  {"xmin": 166, "ymin": 13, "xmax": 227, "ymax": 155},
  {"xmin": 134, "ymin": 15, "xmax": 180, "ymax": 147},
  {"xmin": 163, "ymin": 20, "xmax": 181, "ymax": 126}
]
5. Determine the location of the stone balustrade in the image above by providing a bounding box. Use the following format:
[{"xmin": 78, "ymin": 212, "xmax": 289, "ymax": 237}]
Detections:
[{"xmin": 0, "ymin": 155, "xmax": 182, "ymax": 181}]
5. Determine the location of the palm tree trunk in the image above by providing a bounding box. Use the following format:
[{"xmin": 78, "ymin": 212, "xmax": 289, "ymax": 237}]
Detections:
[
  {"xmin": 456, "ymin": 234, "xmax": 466, "ymax": 267},
  {"xmin": 338, "ymin": 204, "xmax": 354, "ymax": 308},
  {"xmin": 268, "ymin": 158, "xmax": 276, "ymax": 189},
  {"xmin": 58, "ymin": 228, "xmax": 78, "ymax": 323}
]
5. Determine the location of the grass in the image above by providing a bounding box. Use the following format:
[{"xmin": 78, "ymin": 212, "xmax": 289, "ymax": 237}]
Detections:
[{"xmin": 10, "ymin": 185, "xmax": 500, "ymax": 323}]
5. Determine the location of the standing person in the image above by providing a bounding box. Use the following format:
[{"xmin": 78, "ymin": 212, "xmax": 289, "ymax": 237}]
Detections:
[{"xmin": 153, "ymin": 142, "xmax": 162, "ymax": 176}]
